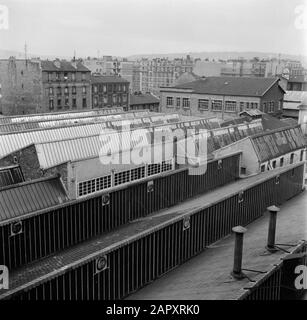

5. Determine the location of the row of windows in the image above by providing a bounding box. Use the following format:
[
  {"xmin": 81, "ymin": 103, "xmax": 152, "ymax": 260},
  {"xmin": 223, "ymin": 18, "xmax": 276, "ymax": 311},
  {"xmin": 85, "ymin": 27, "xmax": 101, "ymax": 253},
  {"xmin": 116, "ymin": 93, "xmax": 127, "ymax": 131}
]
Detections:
[
  {"xmin": 166, "ymin": 97, "xmax": 259, "ymax": 112},
  {"xmin": 93, "ymin": 94, "xmax": 128, "ymax": 106},
  {"xmin": 48, "ymin": 86, "xmax": 87, "ymax": 95},
  {"xmin": 260, "ymin": 150, "xmax": 305, "ymax": 172},
  {"xmin": 77, "ymin": 160, "xmax": 173, "ymax": 197},
  {"xmin": 49, "ymin": 98, "xmax": 87, "ymax": 110},
  {"xmin": 47, "ymin": 72, "xmax": 88, "ymax": 82},
  {"xmin": 92, "ymin": 84, "xmax": 128, "ymax": 94},
  {"xmin": 263, "ymin": 101, "xmax": 278, "ymax": 113}
]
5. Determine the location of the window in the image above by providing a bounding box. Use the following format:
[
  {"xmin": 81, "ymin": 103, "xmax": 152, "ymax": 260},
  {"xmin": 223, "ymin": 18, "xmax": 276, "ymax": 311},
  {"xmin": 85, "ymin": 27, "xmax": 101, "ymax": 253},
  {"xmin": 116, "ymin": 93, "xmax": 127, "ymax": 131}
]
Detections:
[
  {"xmin": 212, "ymin": 100, "xmax": 222, "ymax": 111},
  {"xmin": 49, "ymin": 87, "xmax": 53, "ymax": 95},
  {"xmin": 49, "ymin": 99, "xmax": 54, "ymax": 110},
  {"xmin": 166, "ymin": 96, "xmax": 174, "ymax": 107},
  {"xmin": 268, "ymin": 101, "xmax": 274, "ymax": 113},
  {"xmin": 263, "ymin": 102, "xmax": 266, "ymax": 111},
  {"xmin": 72, "ymin": 98, "xmax": 77, "ymax": 108},
  {"xmin": 81, "ymin": 72, "xmax": 86, "ymax": 81},
  {"xmin": 240, "ymin": 102, "xmax": 244, "ymax": 111},
  {"xmin": 48, "ymin": 72, "xmax": 52, "ymax": 82},
  {"xmin": 300, "ymin": 150, "xmax": 304, "ymax": 161},
  {"xmin": 103, "ymin": 96, "xmax": 108, "ymax": 104},
  {"xmin": 56, "ymin": 72, "xmax": 60, "ymax": 81},
  {"xmin": 251, "ymin": 102, "xmax": 258, "ymax": 109},
  {"xmin": 72, "ymin": 86, "xmax": 76, "ymax": 94},
  {"xmin": 65, "ymin": 98, "xmax": 69, "ymax": 107},
  {"xmin": 113, "ymin": 95, "xmax": 117, "ymax": 104},
  {"xmin": 94, "ymin": 97, "xmax": 98, "ymax": 107},
  {"xmin": 82, "ymin": 86, "xmax": 87, "ymax": 94},
  {"xmin": 147, "ymin": 163, "xmax": 161, "ymax": 176},
  {"xmin": 182, "ymin": 98, "xmax": 190, "ymax": 109},
  {"xmin": 131, "ymin": 166, "xmax": 145, "ymax": 181},
  {"xmin": 64, "ymin": 87, "xmax": 69, "ymax": 95},
  {"xmin": 246, "ymin": 102, "xmax": 250, "ymax": 109},
  {"xmin": 176, "ymin": 97, "xmax": 181, "ymax": 108},
  {"xmin": 71, "ymin": 73, "xmax": 76, "ymax": 81},
  {"xmin": 82, "ymin": 98, "xmax": 87, "ymax": 108},
  {"xmin": 57, "ymin": 87, "xmax": 61, "ymax": 95},
  {"xmin": 78, "ymin": 175, "xmax": 111, "ymax": 197},
  {"xmin": 290, "ymin": 153, "xmax": 294, "ymax": 164},
  {"xmin": 64, "ymin": 72, "xmax": 68, "ymax": 81},
  {"xmin": 198, "ymin": 99, "xmax": 209, "ymax": 110},
  {"xmin": 123, "ymin": 94, "xmax": 127, "ymax": 103},
  {"xmin": 103, "ymin": 85, "xmax": 107, "ymax": 93},
  {"xmin": 272, "ymin": 160, "xmax": 276, "ymax": 168},
  {"xmin": 94, "ymin": 85, "xmax": 98, "ymax": 93},
  {"xmin": 114, "ymin": 171, "xmax": 130, "ymax": 186},
  {"xmin": 261, "ymin": 164, "xmax": 265, "ymax": 172},
  {"xmin": 123, "ymin": 85, "xmax": 127, "ymax": 92},
  {"xmin": 225, "ymin": 101, "xmax": 237, "ymax": 112},
  {"xmin": 161, "ymin": 159, "xmax": 173, "ymax": 172},
  {"xmin": 280, "ymin": 157, "xmax": 284, "ymax": 167}
]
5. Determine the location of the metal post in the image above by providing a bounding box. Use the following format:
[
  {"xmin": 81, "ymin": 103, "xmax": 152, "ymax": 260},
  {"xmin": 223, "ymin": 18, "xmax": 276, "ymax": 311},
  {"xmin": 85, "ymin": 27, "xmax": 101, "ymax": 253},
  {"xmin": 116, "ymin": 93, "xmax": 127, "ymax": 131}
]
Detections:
[
  {"xmin": 266, "ymin": 205, "xmax": 280, "ymax": 252},
  {"xmin": 231, "ymin": 225, "xmax": 247, "ymax": 279}
]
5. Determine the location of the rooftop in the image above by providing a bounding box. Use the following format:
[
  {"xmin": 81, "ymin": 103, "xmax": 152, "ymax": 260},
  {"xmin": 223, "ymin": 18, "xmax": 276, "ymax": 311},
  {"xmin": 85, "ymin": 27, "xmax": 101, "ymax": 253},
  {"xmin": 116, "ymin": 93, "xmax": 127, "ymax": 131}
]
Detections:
[
  {"xmin": 0, "ymin": 175, "xmax": 69, "ymax": 223},
  {"xmin": 0, "ymin": 163, "xmax": 301, "ymax": 299},
  {"xmin": 162, "ymin": 76, "xmax": 283, "ymax": 97},
  {"xmin": 41, "ymin": 60, "xmax": 90, "ymax": 72},
  {"xmin": 91, "ymin": 75, "xmax": 129, "ymax": 84},
  {"xmin": 128, "ymin": 189, "xmax": 307, "ymax": 300},
  {"xmin": 129, "ymin": 93, "xmax": 160, "ymax": 105}
]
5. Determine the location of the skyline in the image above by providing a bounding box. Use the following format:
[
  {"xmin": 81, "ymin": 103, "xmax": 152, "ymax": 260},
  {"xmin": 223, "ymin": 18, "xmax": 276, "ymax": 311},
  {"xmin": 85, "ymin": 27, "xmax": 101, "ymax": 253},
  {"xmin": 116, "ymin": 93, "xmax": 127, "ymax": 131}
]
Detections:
[{"xmin": 0, "ymin": 0, "xmax": 307, "ymax": 58}]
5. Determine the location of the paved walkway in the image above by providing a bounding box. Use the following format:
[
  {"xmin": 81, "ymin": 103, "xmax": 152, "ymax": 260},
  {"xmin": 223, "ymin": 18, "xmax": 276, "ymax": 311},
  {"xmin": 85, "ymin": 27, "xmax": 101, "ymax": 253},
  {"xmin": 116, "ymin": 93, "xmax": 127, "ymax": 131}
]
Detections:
[{"xmin": 128, "ymin": 189, "xmax": 307, "ymax": 300}]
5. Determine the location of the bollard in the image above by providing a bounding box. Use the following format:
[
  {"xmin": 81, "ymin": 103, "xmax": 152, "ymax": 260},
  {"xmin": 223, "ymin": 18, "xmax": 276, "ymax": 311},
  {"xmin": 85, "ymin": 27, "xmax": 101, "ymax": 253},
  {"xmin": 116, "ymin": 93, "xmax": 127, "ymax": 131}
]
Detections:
[
  {"xmin": 266, "ymin": 205, "xmax": 280, "ymax": 253},
  {"xmin": 231, "ymin": 226, "xmax": 247, "ymax": 280}
]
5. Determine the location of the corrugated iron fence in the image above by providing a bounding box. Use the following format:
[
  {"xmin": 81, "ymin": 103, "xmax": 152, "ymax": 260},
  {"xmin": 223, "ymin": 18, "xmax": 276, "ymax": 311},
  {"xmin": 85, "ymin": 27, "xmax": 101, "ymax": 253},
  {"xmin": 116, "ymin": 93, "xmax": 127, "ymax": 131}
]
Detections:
[
  {"xmin": 0, "ymin": 153, "xmax": 240, "ymax": 270},
  {"xmin": 8, "ymin": 164, "xmax": 304, "ymax": 300}
]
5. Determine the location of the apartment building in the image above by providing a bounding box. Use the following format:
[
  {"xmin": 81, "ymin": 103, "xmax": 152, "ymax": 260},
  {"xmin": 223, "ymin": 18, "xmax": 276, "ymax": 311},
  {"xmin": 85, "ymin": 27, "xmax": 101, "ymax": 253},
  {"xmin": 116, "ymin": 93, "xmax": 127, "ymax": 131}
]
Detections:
[
  {"xmin": 91, "ymin": 75, "xmax": 130, "ymax": 110},
  {"xmin": 41, "ymin": 59, "xmax": 91, "ymax": 112}
]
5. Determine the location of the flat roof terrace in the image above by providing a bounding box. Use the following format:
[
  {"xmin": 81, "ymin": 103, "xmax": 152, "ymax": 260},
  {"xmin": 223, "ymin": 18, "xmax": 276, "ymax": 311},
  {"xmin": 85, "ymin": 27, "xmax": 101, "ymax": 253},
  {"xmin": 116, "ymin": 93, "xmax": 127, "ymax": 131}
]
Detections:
[
  {"xmin": 128, "ymin": 189, "xmax": 307, "ymax": 300},
  {"xmin": 0, "ymin": 163, "xmax": 304, "ymax": 299}
]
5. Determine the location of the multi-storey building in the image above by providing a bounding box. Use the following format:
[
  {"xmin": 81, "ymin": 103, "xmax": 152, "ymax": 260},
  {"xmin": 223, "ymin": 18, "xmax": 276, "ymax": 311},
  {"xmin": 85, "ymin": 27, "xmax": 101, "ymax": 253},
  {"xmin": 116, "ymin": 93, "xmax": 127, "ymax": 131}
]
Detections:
[
  {"xmin": 41, "ymin": 59, "xmax": 91, "ymax": 112},
  {"xmin": 160, "ymin": 76, "xmax": 285, "ymax": 119},
  {"xmin": 91, "ymin": 75, "xmax": 130, "ymax": 110},
  {"xmin": 136, "ymin": 55, "xmax": 194, "ymax": 97},
  {"xmin": 0, "ymin": 57, "xmax": 43, "ymax": 115},
  {"xmin": 0, "ymin": 57, "xmax": 91, "ymax": 115}
]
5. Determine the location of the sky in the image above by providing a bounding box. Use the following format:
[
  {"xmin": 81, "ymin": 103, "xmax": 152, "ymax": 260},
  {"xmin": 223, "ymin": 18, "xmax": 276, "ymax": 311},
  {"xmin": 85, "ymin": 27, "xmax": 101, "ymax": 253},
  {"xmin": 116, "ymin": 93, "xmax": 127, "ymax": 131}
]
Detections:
[{"xmin": 0, "ymin": 0, "xmax": 306, "ymax": 58}]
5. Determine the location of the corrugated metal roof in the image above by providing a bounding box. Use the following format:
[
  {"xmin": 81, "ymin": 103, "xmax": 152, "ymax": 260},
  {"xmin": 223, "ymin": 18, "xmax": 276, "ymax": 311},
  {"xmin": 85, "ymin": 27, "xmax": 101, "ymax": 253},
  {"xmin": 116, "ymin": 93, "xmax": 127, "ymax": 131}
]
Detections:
[
  {"xmin": 0, "ymin": 176, "xmax": 69, "ymax": 222},
  {"xmin": 252, "ymin": 127, "xmax": 306, "ymax": 162},
  {"xmin": 284, "ymin": 91, "xmax": 307, "ymax": 103},
  {"xmin": 0, "ymin": 113, "xmax": 181, "ymax": 158},
  {"xmin": 35, "ymin": 120, "xmax": 263, "ymax": 169},
  {"xmin": 0, "ymin": 165, "xmax": 24, "ymax": 189},
  {"xmin": 36, "ymin": 129, "xmax": 152, "ymax": 169},
  {"xmin": 0, "ymin": 107, "xmax": 124, "ymax": 125},
  {"xmin": 0, "ymin": 110, "xmax": 151, "ymax": 133}
]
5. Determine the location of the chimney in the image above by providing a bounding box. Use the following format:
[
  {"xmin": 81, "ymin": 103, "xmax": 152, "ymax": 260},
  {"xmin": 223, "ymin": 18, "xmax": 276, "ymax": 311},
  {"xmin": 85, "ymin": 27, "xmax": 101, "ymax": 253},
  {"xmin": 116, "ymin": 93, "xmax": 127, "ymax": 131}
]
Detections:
[
  {"xmin": 266, "ymin": 205, "xmax": 280, "ymax": 253},
  {"xmin": 231, "ymin": 226, "xmax": 247, "ymax": 279}
]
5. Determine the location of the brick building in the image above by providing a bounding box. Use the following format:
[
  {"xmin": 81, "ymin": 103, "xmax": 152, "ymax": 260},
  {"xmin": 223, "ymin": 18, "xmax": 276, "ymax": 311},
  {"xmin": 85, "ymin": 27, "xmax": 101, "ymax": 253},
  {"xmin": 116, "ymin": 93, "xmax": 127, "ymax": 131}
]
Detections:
[
  {"xmin": 41, "ymin": 59, "xmax": 91, "ymax": 112},
  {"xmin": 160, "ymin": 77, "xmax": 285, "ymax": 119},
  {"xmin": 0, "ymin": 57, "xmax": 43, "ymax": 115},
  {"xmin": 0, "ymin": 57, "xmax": 91, "ymax": 115},
  {"xmin": 91, "ymin": 75, "xmax": 130, "ymax": 110}
]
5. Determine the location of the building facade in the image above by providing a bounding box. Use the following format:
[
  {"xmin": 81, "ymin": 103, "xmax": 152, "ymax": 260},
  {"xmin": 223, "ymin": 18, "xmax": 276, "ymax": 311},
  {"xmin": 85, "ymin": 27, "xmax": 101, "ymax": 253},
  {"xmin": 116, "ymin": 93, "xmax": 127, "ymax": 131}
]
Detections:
[
  {"xmin": 91, "ymin": 75, "xmax": 130, "ymax": 110},
  {"xmin": 41, "ymin": 60, "xmax": 91, "ymax": 112},
  {"xmin": 0, "ymin": 57, "xmax": 43, "ymax": 115},
  {"xmin": 160, "ymin": 77, "xmax": 285, "ymax": 119}
]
